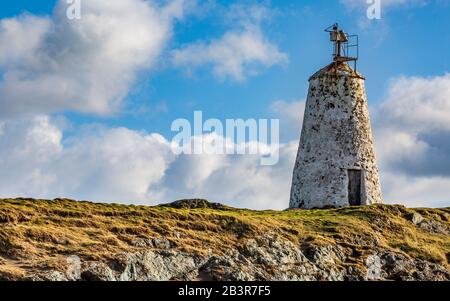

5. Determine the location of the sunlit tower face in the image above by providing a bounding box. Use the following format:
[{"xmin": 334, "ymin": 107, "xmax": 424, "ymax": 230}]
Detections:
[{"xmin": 289, "ymin": 24, "xmax": 382, "ymax": 209}]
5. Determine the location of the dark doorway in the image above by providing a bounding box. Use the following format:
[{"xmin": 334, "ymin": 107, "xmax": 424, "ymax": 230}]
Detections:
[{"xmin": 348, "ymin": 169, "xmax": 362, "ymax": 206}]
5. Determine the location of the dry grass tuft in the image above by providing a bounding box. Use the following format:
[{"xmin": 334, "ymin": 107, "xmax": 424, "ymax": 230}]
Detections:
[{"xmin": 0, "ymin": 198, "xmax": 448, "ymax": 272}]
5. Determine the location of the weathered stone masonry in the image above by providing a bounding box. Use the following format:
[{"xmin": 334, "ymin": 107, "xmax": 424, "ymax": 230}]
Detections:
[{"xmin": 290, "ymin": 62, "xmax": 383, "ymax": 209}]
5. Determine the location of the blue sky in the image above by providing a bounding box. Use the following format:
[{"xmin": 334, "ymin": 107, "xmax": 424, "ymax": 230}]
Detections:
[
  {"xmin": 2, "ymin": 0, "xmax": 449, "ymax": 139},
  {"xmin": 0, "ymin": 0, "xmax": 449, "ymax": 209}
]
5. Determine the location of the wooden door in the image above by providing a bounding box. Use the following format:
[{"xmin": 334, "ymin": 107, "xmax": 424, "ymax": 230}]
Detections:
[{"xmin": 348, "ymin": 170, "xmax": 362, "ymax": 206}]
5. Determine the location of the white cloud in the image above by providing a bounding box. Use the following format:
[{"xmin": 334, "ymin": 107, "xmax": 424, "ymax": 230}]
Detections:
[
  {"xmin": 270, "ymin": 100, "xmax": 305, "ymax": 141},
  {"xmin": 0, "ymin": 0, "xmax": 188, "ymax": 117},
  {"xmin": 270, "ymin": 100, "xmax": 305, "ymax": 127},
  {"xmin": 0, "ymin": 116, "xmax": 295, "ymax": 209},
  {"xmin": 0, "ymin": 0, "xmax": 448, "ymax": 209},
  {"xmin": 371, "ymin": 74, "xmax": 450, "ymax": 207},
  {"xmin": 1, "ymin": 71, "xmax": 450, "ymax": 210},
  {"xmin": 0, "ymin": 15, "xmax": 51, "ymax": 67},
  {"xmin": 372, "ymin": 74, "xmax": 450, "ymax": 174},
  {"xmin": 376, "ymin": 74, "xmax": 450, "ymax": 132},
  {"xmin": 171, "ymin": 4, "xmax": 287, "ymax": 81},
  {"xmin": 264, "ymin": 73, "xmax": 450, "ymax": 208},
  {"xmin": 157, "ymin": 140, "xmax": 298, "ymax": 209},
  {"xmin": 0, "ymin": 116, "xmax": 176, "ymax": 203},
  {"xmin": 0, "ymin": 116, "xmax": 64, "ymax": 197},
  {"xmin": 54, "ymin": 127, "xmax": 175, "ymax": 202},
  {"xmin": 0, "ymin": 0, "xmax": 291, "ymax": 209},
  {"xmin": 373, "ymin": 129, "xmax": 429, "ymax": 171},
  {"xmin": 381, "ymin": 172, "xmax": 450, "ymax": 208}
]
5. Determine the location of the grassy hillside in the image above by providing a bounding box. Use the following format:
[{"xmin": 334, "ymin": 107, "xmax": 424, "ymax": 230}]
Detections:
[{"xmin": 0, "ymin": 198, "xmax": 449, "ymax": 279}]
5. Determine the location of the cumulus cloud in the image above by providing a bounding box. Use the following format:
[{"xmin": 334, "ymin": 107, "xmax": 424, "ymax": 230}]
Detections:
[
  {"xmin": 366, "ymin": 73, "xmax": 450, "ymax": 207},
  {"xmin": 372, "ymin": 73, "xmax": 450, "ymax": 188},
  {"xmin": 0, "ymin": 116, "xmax": 63, "ymax": 197},
  {"xmin": 0, "ymin": 116, "xmax": 175, "ymax": 203},
  {"xmin": 380, "ymin": 172, "xmax": 450, "ymax": 208},
  {"xmin": 376, "ymin": 74, "xmax": 450, "ymax": 132},
  {"xmin": 0, "ymin": 0, "xmax": 188, "ymax": 117},
  {"xmin": 0, "ymin": 116, "xmax": 295, "ymax": 209},
  {"xmin": 0, "ymin": 0, "xmax": 291, "ymax": 210},
  {"xmin": 171, "ymin": 4, "xmax": 287, "ymax": 81},
  {"xmin": 270, "ymin": 100, "xmax": 305, "ymax": 141},
  {"xmin": 1, "ymin": 71, "xmax": 450, "ymax": 209},
  {"xmin": 373, "ymin": 129, "xmax": 429, "ymax": 171},
  {"xmin": 0, "ymin": 1, "xmax": 448, "ymax": 209},
  {"xmin": 264, "ymin": 73, "xmax": 450, "ymax": 208},
  {"xmin": 157, "ymin": 140, "xmax": 298, "ymax": 209}
]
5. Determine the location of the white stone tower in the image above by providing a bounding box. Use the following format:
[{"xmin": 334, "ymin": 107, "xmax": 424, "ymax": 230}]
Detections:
[{"xmin": 290, "ymin": 24, "xmax": 382, "ymax": 209}]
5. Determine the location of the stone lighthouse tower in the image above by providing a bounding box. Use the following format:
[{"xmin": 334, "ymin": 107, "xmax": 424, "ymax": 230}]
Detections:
[{"xmin": 290, "ymin": 24, "xmax": 382, "ymax": 209}]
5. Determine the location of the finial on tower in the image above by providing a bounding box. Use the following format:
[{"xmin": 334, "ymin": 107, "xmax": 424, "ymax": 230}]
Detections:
[{"xmin": 325, "ymin": 23, "xmax": 359, "ymax": 71}]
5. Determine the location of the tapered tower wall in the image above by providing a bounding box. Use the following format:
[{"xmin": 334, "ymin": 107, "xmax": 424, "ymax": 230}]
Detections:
[{"xmin": 289, "ymin": 62, "xmax": 383, "ymax": 209}]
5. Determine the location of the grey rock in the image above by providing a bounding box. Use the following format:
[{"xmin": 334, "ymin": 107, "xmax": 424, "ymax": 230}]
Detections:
[
  {"xmin": 441, "ymin": 213, "xmax": 449, "ymax": 222},
  {"xmin": 161, "ymin": 199, "xmax": 227, "ymax": 210},
  {"xmin": 131, "ymin": 238, "xmax": 149, "ymax": 248},
  {"xmin": 32, "ymin": 270, "xmax": 68, "ymax": 281},
  {"xmin": 379, "ymin": 252, "xmax": 449, "ymax": 281},
  {"xmin": 114, "ymin": 250, "xmax": 207, "ymax": 281},
  {"xmin": 345, "ymin": 265, "xmax": 365, "ymax": 281},
  {"xmin": 365, "ymin": 255, "xmax": 382, "ymax": 280},
  {"xmin": 202, "ymin": 235, "xmax": 350, "ymax": 281},
  {"xmin": 25, "ymin": 235, "xmax": 449, "ymax": 282},
  {"xmin": 303, "ymin": 245, "xmax": 346, "ymax": 266},
  {"xmin": 81, "ymin": 262, "xmax": 116, "ymax": 281},
  {"xmin": 406, "ymin": 212, "xmax": 424, "ymax": 225},
  {"xmin": 131, "ymin": 237, "xmax": 175, "ymax": 249},
  {"xmin": 152, "ymin": 237, "xmax": 174, "ymax": 249},
  {"xmin": 418, "ymin": 220, "xmax": 449, "ymax": 235},
  {"xmin": 66, "ymin": 255, "xmax": 81, "ymax": 281}
]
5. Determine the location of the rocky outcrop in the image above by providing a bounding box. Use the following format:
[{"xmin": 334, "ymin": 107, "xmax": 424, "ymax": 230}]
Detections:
[
  {"xmin": 160, "ymin": 199, "xmax": 228, "ymax": 210},
  {"xmin": 0, "ymin": 199, "xmax": 448, "ymax": 282},
  {"xmin": 26, "ymin": 234, "xmax": 449, "ymax": 282}
]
